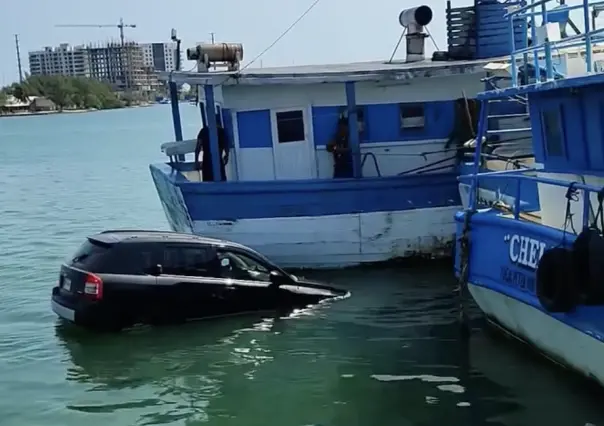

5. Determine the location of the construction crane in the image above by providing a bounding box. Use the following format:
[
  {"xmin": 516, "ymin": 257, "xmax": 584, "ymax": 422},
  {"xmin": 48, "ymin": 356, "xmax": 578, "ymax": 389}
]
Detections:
[{"xmin": 55, "ymin": 18, "xmax": 136, "ymax": 45}]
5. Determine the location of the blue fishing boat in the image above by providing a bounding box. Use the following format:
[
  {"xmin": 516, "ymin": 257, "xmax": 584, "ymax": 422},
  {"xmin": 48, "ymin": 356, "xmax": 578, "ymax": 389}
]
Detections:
[
  {"xmin": 150, "ymin": 1, "xmax": 547, "ymax": 269},
  {"xmin": 456, "ymin": 0, "xmax": 604, "ymax": 386}
]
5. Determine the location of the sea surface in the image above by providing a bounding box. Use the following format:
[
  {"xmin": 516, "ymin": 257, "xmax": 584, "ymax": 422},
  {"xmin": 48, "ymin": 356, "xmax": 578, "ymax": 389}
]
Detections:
[{"xmin": 0, "ymin": 105, "xmax": 602, "ymax": 426}]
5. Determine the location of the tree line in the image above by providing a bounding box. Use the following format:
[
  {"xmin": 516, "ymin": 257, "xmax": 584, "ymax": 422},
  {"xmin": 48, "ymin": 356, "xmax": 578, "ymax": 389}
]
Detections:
[{"xmin": 0, "ymin": 75, "xmax": 128, "ymax": 110}]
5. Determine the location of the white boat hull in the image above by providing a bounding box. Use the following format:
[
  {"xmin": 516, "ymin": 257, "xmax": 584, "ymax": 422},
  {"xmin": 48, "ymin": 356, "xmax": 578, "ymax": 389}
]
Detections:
[
  {"xmin": 468, "ymin": 283, "xmax": 604, "ymax": 386},
  {"xmin": 193, "ymin": 206, "xmax": 459, "ymax": 269}
]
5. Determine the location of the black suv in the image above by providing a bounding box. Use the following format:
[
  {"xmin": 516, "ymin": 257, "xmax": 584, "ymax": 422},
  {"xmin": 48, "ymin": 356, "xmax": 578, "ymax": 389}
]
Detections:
[{"xmin": 51, "ymin": 230, "xmax": 347, "ymax": 331}]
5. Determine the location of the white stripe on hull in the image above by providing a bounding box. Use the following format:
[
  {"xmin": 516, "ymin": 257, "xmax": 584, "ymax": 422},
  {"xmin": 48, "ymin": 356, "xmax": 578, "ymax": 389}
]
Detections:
[
  {"xmin": 469, "ymin": 283, "xmax": 604, "ymax": 386},
  {"xmin": 192, "ymin": 206, "xmax": 459, "ymax": 268}
]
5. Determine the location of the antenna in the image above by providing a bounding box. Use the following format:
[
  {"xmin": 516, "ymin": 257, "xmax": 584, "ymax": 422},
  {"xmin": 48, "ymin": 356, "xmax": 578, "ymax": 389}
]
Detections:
[{"xmin": 14, "ymin": 34, "xmax": 23, "ymax": 83}]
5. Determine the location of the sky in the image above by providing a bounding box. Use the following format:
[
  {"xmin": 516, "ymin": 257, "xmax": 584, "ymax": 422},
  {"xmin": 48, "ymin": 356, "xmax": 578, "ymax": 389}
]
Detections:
[{"xmin": 0, "ymin": 0, "xmax": 592, "ymax": 87}]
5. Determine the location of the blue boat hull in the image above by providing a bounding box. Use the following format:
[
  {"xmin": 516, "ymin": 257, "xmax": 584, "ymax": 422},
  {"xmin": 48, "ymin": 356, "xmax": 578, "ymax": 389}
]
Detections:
[
  {"xmin": 455, "ymin": 210, "xmax": 604, "ymax": 385},
  {"xmin": 150, "ymin": 162, "xmax": 463, "ymax": 268}
]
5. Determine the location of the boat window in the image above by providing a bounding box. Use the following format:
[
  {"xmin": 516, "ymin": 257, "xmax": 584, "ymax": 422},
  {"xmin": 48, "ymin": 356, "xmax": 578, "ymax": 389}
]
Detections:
[
  {"xmin": 542, "ymin": 108, "xmax": 564, "ymax": 157},
  {"xmin": 276, "ymin": 110, "xmax": 305, "ymax": 143},
  {"xmin": 218, "ymin": 250, "xmax": 270, "ymax": 282},
  {"xmin": 161, "ymin": 244, "xmax": 220, "ymax": 278},
  {"xmin": 400, "ymin": 104, "xmax": 425, "ymax": 129}
]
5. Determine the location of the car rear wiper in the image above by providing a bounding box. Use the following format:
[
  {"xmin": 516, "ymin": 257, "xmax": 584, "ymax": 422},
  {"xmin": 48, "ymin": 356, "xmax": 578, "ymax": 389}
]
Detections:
[{"xmin": 72, "ymin": 254, "xmax": 90, "ymax": 263}]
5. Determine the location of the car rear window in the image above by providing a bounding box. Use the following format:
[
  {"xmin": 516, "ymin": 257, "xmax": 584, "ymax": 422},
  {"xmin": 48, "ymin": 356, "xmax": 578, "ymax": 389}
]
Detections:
[{"xmin": 69, "ymin": 239, "xmax": 112, "ymax": 271}]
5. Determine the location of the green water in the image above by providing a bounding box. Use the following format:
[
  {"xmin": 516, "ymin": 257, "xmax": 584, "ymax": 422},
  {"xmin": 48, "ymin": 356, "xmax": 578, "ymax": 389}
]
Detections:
[{"xmin": 1, "ymin": 106, "xmax": 603, "ymax": 426}]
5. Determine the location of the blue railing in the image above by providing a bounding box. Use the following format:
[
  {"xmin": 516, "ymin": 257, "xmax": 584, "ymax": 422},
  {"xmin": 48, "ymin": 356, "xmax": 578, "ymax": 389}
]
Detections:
[
  {"xmin": 459, "ymin": 168, "xmax": 604, "ymax": 229},
  {"xmin": 506, "ymin": 0, "xmax": 604, "ymax": 86}
]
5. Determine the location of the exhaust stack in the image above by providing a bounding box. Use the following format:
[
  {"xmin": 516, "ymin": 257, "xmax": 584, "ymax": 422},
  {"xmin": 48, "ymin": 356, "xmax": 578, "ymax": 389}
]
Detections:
[{"xmin": 398, "ymin": 5, "xmax": 433, "ymax": 62}]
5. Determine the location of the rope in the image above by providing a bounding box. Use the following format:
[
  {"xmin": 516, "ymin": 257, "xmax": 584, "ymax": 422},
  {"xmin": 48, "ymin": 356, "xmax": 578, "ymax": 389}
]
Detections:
[
  {"xmin": 388, "ymin": 28, "xmax": 408, "ymax": 63},
  {"xmin": 457, "ymin": 209, "xmax": 474, "ymax": 338}
]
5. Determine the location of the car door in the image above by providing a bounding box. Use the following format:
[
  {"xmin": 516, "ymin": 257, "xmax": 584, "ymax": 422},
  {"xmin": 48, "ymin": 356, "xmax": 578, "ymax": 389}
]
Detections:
[
  {"xmin": 155, "ymin": 243, "xmax": 234, "ymax": 321},
  {"xmin": 216, "ymin": 248, "xmax": 281, "ymax": 313}
]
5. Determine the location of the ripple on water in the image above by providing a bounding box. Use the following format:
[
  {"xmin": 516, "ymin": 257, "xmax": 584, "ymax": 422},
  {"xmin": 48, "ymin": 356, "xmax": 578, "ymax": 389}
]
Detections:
[{"xmin": 2, "ymin": 109, "xmax": 604, "ymax": 426}]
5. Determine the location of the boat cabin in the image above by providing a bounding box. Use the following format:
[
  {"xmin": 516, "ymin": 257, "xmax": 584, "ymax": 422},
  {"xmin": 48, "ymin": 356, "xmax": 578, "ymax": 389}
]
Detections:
[
  {"xmin": 465, "ymin": 0, "xmax": 604, "ymax": 233},
  {"xmin": 159, "ymin": 1, "xmax": 535, "ymax": 185}
]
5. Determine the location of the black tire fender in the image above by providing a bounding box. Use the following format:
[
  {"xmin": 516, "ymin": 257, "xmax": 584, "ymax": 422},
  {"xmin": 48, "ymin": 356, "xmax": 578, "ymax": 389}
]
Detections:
[
  {"xmin": 536, "ymin": 247, "xmax": 576, "ymax": 313},
  {"xmin": 573, "ymin": 228, "xmax": 604, "ymax": 303}
]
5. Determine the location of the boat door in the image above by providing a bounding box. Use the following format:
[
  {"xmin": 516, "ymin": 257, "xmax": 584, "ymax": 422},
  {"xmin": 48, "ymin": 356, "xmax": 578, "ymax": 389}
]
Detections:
[{"xmin": 270, "ymin": 107, "xmax": 315, "ymax": 180}]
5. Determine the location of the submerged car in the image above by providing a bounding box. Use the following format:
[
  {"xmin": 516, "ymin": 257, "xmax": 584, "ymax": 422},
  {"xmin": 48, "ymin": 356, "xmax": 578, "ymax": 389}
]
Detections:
[{"xmin": 51, "ymin": 230, "xmax": 348, "ymax": 331}]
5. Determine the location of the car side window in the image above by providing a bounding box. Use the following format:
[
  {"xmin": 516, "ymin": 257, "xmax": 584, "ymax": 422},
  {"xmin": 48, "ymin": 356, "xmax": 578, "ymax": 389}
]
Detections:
[
  {"xmin": 218, "ymin": 250, "xmax": 271, "ymax": 282},
  {"xmin": 162, "ymin": 244, "xmax": 221, "ymax": 278},
  {"xmin": 93, "ymin": 243, "xmax": 157, "ymax": 275}
]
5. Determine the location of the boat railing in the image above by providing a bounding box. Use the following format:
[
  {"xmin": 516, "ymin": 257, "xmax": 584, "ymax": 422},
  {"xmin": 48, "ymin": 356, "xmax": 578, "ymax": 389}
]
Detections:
[
  {"xmin": 459, "ymin": 169, "xmax": 604, "ymax": 228},
  {"xmin": 506, "ymin": 0, "xmax": 604, "ymax": 87},
  {"xmin": 361, "ymin": 152, "xmax": 382, "ymax": 177}
]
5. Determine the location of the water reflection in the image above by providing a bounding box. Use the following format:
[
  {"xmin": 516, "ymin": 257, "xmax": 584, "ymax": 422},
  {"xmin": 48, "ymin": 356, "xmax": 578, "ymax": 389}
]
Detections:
[
  {"xmin": 50, "ymin": 268, "xmax": 604, "ymax": 426},
  {"xmin": 468, "ymin": 328, "xmax": 604, "ymax": 426},
  {"xmin": 56, "ymin": 314, "xmax": 288, "ymax": 425}
]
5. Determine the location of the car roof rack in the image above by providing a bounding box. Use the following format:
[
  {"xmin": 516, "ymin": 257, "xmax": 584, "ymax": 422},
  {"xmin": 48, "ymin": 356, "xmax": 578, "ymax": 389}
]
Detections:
[{"xmin": 99, "ymin": 229, "xmax": 178, "ymax": 234}]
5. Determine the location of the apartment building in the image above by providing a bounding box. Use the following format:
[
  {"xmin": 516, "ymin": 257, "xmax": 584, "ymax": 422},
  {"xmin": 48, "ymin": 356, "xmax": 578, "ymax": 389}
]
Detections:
[
  {"xmin": 140, "ymin": 42, "xmax": 178, "ymax": 72},
  {"xmin": 28, "ymin": 44, "xmax": 90, "ymax": 77},
  {"xmin": 27, "ymin": 41, "xmax": 167, "ymax": 92}
]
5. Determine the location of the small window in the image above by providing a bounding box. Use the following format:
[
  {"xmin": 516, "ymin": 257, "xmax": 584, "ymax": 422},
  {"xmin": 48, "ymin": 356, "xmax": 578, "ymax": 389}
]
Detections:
[
  {"xmin": 276, "ymin": 110, "xmax": 305, "ymax": 143},
  {"xmin": 400, "ymin": 104, "xmax": 425, "ymax": 129},
  {"xmin": 218, "ymin": 250, "xmax": 270, "ymax": 282},
  {"xmin": 162, "ymin": 244, "xmax": 220, "ymax": 277},
  {"xmin": 542, "ymin": 108, "xmax": 564, "ymax": 157}
]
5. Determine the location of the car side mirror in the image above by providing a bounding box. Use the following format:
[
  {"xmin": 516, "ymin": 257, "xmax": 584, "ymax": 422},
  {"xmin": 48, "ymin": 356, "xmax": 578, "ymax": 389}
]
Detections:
[
  {"xmin": 150, "ymin": 264, "xmax": 163, "ymax": 276},
  {"xmin": 269, "ymin": 270, "xmax": 289, "ymax": 287}
]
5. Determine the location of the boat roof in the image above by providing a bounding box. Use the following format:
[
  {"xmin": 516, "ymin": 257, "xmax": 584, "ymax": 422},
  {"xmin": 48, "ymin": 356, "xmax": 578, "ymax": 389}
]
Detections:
[{"xmin": 160, "ymin": 57, "xmax": 505, "ymax": 86}]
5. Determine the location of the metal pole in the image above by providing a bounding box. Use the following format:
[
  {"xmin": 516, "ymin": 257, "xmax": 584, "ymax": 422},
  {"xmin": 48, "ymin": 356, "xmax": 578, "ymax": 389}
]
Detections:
[
  {"xmin": 345, "ymin": 81, "xmax": 362, "ymax": 178},
  {"xmin": 15, "ymin": 34, "xmax": 23, "ymax": 83},
  {"xmin": 204, "ymin": 84, "xmax": 222, "ymax": 181}
]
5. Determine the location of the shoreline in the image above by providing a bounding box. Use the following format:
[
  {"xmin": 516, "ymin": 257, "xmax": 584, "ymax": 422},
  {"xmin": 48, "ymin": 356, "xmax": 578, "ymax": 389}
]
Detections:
[{"xmin": 0, "ymin": 102, "xmax": 155, "ymax": 119}]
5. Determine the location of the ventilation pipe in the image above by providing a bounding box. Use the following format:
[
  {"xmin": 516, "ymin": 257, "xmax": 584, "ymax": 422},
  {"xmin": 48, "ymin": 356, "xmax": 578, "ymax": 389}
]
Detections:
[{"xmin": 399, "ymin": 5, "xmax": 433, "ymax": 62}]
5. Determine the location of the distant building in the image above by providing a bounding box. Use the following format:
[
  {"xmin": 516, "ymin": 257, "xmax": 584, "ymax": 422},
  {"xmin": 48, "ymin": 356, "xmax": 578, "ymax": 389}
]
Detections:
[
  {"xmin": 27, "ymin": 41, "xmax": 169, "ymax": 93},
  {"xmin": 86, "ymin": 41, "xmax": 149, "ymax": 91},
  {"xmin": 28, "ymin": 44, "xmax": 91, "ymax": 78},
  {"xmin": 140, "ymin": 42, "xmax": 178, "ymax": 72},
  {"xmin": 29, "ymin": 97, "xmax": 56, "ymax": 112}
]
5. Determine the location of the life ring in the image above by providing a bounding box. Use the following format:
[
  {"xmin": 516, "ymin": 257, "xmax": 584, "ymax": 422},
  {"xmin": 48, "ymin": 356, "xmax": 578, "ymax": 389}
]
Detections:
[
  {"xmin": 572, "ymin": 228, "xmax": 604, "ymax": 304},
  {"xmin": 536, "ymin": 247, "xmax": 576, "ymax": 313}
]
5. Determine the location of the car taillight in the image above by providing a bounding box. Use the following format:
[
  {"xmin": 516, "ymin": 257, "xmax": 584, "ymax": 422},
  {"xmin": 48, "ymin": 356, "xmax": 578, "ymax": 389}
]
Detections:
[{"xmin": 84, "ymin": 273, "xmax": 103, "ymax": 300}]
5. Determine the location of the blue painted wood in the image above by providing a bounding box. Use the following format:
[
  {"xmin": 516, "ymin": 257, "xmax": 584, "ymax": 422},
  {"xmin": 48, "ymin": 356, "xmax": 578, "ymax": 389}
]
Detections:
[
  {"xmin": 203, "ymin": 85, "xmax": 222, "ymax": 181},
  {"xmin": 311, "ymin": 101, "xmax": 456, "ymax": 147},
  {"xmin": 236, "ymin": 110, "xmax": 272, "ymax": 148},
  {"xmin": 475, "ymin": 0, "xmax": 527, "ymax": 59},
  {"xmin": 150, "ymin": 163, "xmax": 460, "ymax": 221},
  {"xmin": 169, "ymin": 82, "xmax": 185, "ymax": 162}
]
